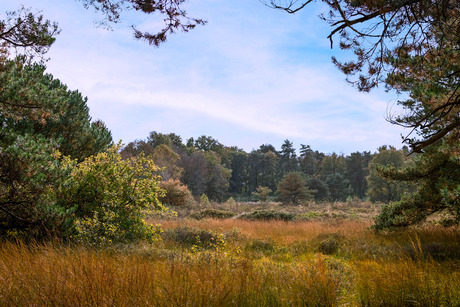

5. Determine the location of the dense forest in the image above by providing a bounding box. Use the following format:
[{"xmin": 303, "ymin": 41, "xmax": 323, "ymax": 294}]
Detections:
[{"xmin": 120, "ymin": 131, "xmax": 415, "ymax": 205}]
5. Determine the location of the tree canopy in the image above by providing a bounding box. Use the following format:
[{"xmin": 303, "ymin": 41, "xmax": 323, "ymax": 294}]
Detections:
[
  {"xmin": 0, "ymin": 7, "xmax": 59, "ymax": 59},
  {"xmin": 79, "ymin": 0, "xmax": 206, "ymax": 47},
  {"xmin": 266, "ymin": 0, "xmax": 459, "ymax": 153}
]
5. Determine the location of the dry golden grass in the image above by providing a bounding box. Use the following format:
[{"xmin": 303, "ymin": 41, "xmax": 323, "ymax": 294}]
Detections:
[
  {"xmin": 1, "ymin": 203, "xmax": 459, "ymax": 306},
  {"xmin": 0, "ymin": 241, "xmax": 347, "ymax": 306},
  {"xmin": 159, "ymin": 219, "xmax": 373, "ymax": 244}
]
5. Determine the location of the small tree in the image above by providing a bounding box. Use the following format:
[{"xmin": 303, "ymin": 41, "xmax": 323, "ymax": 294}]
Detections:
[
  {"xmin": 252, "ymin": 186, "xmax": 272, "ymax": 202},
  {"xmin": 200, "ymin": 194, "xmax": 211, "ymax": 207},
  {"xmin": 276, "ymin": 172, "xmax": 314, "ymax": 205}
]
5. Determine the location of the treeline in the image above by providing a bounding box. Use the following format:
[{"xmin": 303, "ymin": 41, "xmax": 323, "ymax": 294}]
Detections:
[{"xmin": 121, "ymin": 132, "xmax": 415, "ymax": 204}]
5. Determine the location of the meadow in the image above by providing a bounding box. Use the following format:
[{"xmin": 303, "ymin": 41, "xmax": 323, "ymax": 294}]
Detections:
[{"xmin": 1, "ymin": 201, "xmax": 460, "ymax": 306}]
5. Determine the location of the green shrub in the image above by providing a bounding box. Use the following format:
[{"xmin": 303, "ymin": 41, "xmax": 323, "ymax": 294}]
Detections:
[
  {"xmin": 294, "ymin": 211, "xmax": 328, "ymax": 221},
  {"xmin": 161, "ymin": 226, "xmax": 225, "ymax": 250},
  {"xmin": 59, "ymin": 144, "xmax": 166, "ymax": 244},
  {"xmin": 252, "ymin": 186, "xmax": 272, "ymax": 202},
  {"xmin": 200, "ymin": 194, "xmax": 210, "ymax": 207},
  {"xmin": 247, "ymin": 238, "xmax": 276, "ymax": 253},
  {"xmin": 239, "ymin": 210, "xmax": 296, "ymax": 221},
  {"xmin": 189, "ymin": 209, "xmax": 236, "ymax": 220},
  {"xmin": 315, "ymin": 234, "xmax": 343, "ymax": 255},
  {"xmin": 225, "ymin": 196, "xmax": 236, "ymax": 205}
]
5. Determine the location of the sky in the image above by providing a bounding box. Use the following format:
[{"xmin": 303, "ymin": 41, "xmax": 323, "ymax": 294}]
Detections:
[{"xmin": 3, "ymin": 0, "xmax": 410, "ymax": 154}]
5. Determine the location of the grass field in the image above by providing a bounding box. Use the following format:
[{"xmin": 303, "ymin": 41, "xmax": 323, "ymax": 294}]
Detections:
[{"xmin": 1, "ymin": 201, "xmax": 459, "ymax": 306}]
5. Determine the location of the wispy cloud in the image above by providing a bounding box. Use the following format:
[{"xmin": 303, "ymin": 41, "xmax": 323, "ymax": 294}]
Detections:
[{"xmin": 3, "ymin": 0, "xmax": 409, "ymax": 153}]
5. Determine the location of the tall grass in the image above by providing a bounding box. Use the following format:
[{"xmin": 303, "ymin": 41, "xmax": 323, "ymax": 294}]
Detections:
[
  {"xmin": 354, "ymin": 259, "xmax": 460, "ymax": 306},
  {"xmin": 0, "ymin": 241, "xmax": 346, "ymax": 306},
  {"xmin": 1, "ymin": 220, "xmax": 459, "ymax": 306}
]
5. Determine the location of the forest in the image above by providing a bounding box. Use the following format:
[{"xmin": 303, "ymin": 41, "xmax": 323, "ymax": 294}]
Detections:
[
  {"xmin": 121, "ymin": 131, "xmax": 415, "ymax": 205},
  {"xmin": 1, "ymin": 0, "xmax": 459, "ymax": 305}
]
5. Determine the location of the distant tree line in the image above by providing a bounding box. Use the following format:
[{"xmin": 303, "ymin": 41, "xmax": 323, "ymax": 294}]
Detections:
[{"xmin": 121, "ymin": 132, "xmax": 416, "ymax": 205}]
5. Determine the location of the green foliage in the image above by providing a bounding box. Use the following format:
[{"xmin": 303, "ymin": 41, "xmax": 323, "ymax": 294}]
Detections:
[
  {"xmin": 294, "ymin": 211, "xmax": 329, "ymax": 221},
  {"xmin": 268, "ymin": 0, "xmax": 459, "ymax": 228},
  {"xmin": 147, "ymin": 131, "xmax": 184, "ymax": 150},
  {"xmin": 277, "ymin": 172, "xmax": 314, "ymax": 205},
  {"xmin": 161, "ymin": 226, "xmax": 225, "ymax": 250},
  {"xmin": 367, "ymin": 146, "xmax": 414, "ymax": 204},
  {"xmin": 239, "ymin": 210, "xmax": 295, "ymax": 221},
  {"xmin": 0, "ymin": 58, "xmax": 112, "ymax": 162},
  {"xmin": 0, "ymin": 58, "xmax": 113, "ymax": 240},
  {"xmin": 374, "ymin": 142, "xmax": 460, "ymax": 230},
  {"xmin": 200, "ymin": 194, "xmax": 210, "ymax": 207},
  {"xmin": 0, "ymin": 134, "xmax": 71, "ymax": 238},
  {"xmin": 252, "ymin": 186, "xmax": 272, "ymax": 202},
  {"xmin": 247, "ymin": 149, "xmax": 279, "ymax": 194},
  {"xmin": 180, "ymin": 151, "xmax": 208, "ymax": 196},
  {"xmin": 299, "ymin": 144, "xmax": 322, "ymax": 176},
  {"xmin": 318, "ymin": 153, "xmax": 351, "ymax": 201},
  {"xmin": 0, "ymin": 59, "xmax": 63, "ymax": 123},
  {"xmin": 306, "ymin": 176, "xmax": 330, "ymax": 201},
  {"xmin": 228, "ymin": 151, "xmax": 248, "ymax": 194},
  {"xmin": 189, "ymin": 209, "xmax": 236, "ymax": 220},
  {"xmin": 80, "ymin": 0, "xmax": 206, "ymax": 47},
  {"xmin": 0, "ymin": 7, "xmax": 60, "ymax": 59},
  {"xmin": 277, "ymin": 139, "xmax": 298, "ymax": 177},
  {"xmin": 346, "ymin": 151, "xmax": 372, "ymax": 199},
  {"xmin": 120, "ymin": 140, "xmax": 154, "ymax": 159},
  {"xmin": 203, "ymin": 151, "xmax": 231, "ymax": 201},
  {"xmin": 58, "ymin": 144, "xmax": 166, "ymax": 244},
  {"xmin": 315, "ymin": 234, "xmax": 343, "ymax": 255}
]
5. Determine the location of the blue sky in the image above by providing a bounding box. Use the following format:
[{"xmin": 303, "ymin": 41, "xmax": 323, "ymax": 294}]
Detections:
[{"xmin": 4, "ymin": 0, "xmax": 409, "ymax": 154}]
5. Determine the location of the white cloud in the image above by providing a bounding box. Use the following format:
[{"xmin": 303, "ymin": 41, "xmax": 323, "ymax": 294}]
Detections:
[{"xmin": 2, "ymin": 0, "xmax": 410, "ymax": 153}]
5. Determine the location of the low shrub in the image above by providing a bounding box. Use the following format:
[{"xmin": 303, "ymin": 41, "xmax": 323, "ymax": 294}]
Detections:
[
  {"xmin": 189, "ymin": 209, "xmax": 236, "ymax": 220},
  {"xmin": 252, "ymin": 186, "xmax": 272, "ymax": 202},
  {"xmin": 315, "ymin": 233, "xmax": 344, "ymax": 255},
  {"xmin": 239, "ymin": 210, "xmax": 296, "ymax": 221},
  {"xmin": 246, "ymin": 238, "xmax": 276, "ymax": 253},
  {"xmin": 200, "ymin": 194, "xmax": 210, "ymax": 207},
  {"xmin": 294, "ymin": 211, "xmax": 329, "ymax": 221},
  {"xmin": 161, "ymin": 226, "xmax": 225, "ymax": 250}
]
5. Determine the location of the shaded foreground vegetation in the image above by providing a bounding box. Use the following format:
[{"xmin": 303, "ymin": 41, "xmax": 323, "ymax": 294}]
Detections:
[{"xmin": 2, "ymin": 202, "xmax": 460, "ymax": 306}]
